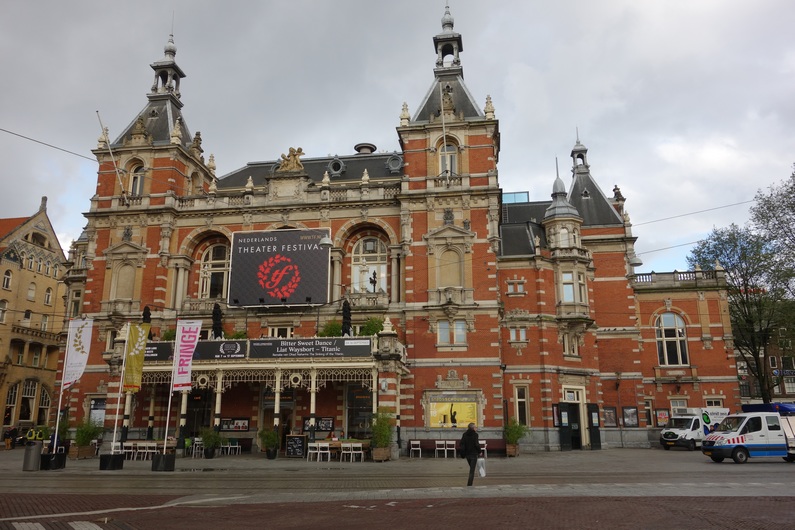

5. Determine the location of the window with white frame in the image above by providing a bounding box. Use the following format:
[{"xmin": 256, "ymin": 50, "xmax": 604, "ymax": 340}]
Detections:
[
  {"xmin": 2, "ymin": 270, "xmax": 10, "ymax": 289},
  {"xmin": 577, "ymin": 272, "xmax": 586, "ymax": 303},
  {"xmin": 45, "ymin": 262, "xmax": 51, "ymax": 276},
  {"xmin": 670, "ymin": 399, "xmax": 687, "ymax": 409},
  {"xmin": 706, "ymin": 399, "xmax": 723, "ymax": 408},
  {"xmin": 130, "ymin": 166, "xmax": 145, "ymax": 196},
  {"xmin": 656, "ymin": 312, "xmax": 689, "ymax": 366},
  {"xmin": 784, "ymin": 378, "xmax": 795, "ymax": 394},
  {"xmin": 509, "ymin": 327, "xmax": 527, "ymax": 342},
  {"xmin": 27, "ymin": 255, "xmax": 33, "ymax": 270},
  {"xmin": 200, "ymin": 243, "xmax": 230, "ymax": 299},
  {"xmin": 70, "ymin": 290, "xmax": 82, "ymax": 317},
  {"xmin": 36, "ymin": 259, "xmax": 42, "ymax": 273},
  {"xmin": 770, "ymin": 356, "xmax": 778, "ymax": 368},
  {"xmin": 19, "ymin": 380, "xmax": 37, "ymax": 422},
  {"xmin": 351, "ymin": 237, "xmax": 388, "ymax": 294},
  {"xmin": 515, "ymin": 385, "xmax": 530, "ymax": 426},
  {"xmin": 506, "ymin": 279, "xmax": 526, "ymax": 295},
  {"xmin": 439, "ymin": 143, "xmax": 457, "ymax": 176},
  {"xmin": 561, "ymin": 272, "xmax": 575, "ymax": 302},
  {"xmin": 39, "ymin": 315, "xmax": 48, "ymax": 332},
  {"xmin": 31, "ymin": 346, "xmax": 41, "ymax": 367},
  {"xmin": 44, "ymin": 287, "xmax": 52, "ymax": 305},
  {"xmin": 5, "ymin": 383, "xmax": 18, "ymax": 425},
  {"xmin": 0, "ymin": 300, "xmax": 6, "ymax": 323},
  {"xmin": 438, "ymin": 319, "xmax": 467, "ymax": 345},
  {"xmin": 53, "ymin": 264, "xmax": 59, "ymax": 278},
  {"xmin": 15, "ymin": 345, "xmax": 24, "ymax": 365},
  {"xmin": 37, "ymin": 389, "xmax": 50, "ymax": 426},
  {"xmin": 268, "ymin": 327, "xmax": 294, "ymax": 338}
]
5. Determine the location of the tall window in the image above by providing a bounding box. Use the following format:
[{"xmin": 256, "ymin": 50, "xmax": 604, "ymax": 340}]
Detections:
[
  {"xmin": 561, "ymin": 271, "xmax": 586, "ymax": 303},
  {"xmin": 200, "ymin": 244, "xmax": 230, "ymax": 299},
  {"xmin": 515, "ymin": 385, "xmax": 530, "ymax": 426},
  {"xmin": 438, "ymin": 249, "xmax": 462, "ymax": 289},
  {"xmin": 562, "ymin": 333, "xmax": 579, "ymax": 356},
  {"xmin": 44, "ymin": 287, "xmax": 53, "ymax": 305},
  {"xmin": 351, "ymin": 238, "xmax": 387, "ymax": 293},
  {"xmin": 439, "ymin": 143, "xmax": 457, "ymax": 176},
  {"xmin": 40, "ymin": 315, "xmax": 48, "ymax": 332},
  {"xmin": 561, "ymin": 272, "xmax": 574, "ymax": 302},
  {"xmin": 27, "ymin": 282, "xmax": 36, "ymax": 301},
  {"xmin": 36, "ymin": 259, "xmax": 42, "ymax": 273},
  {"xmin": 577, "ymin": 272, "xmax": 587, "ymax": 303},
  {"xmin": 656, "ymin": 312, "xmax": 689, "ymax": 366},
  {"xmin": 31, "ymin": 346, "xmax": 41, "ymax": 366},
  {"xmin": 5, "ymin": 383, "xmax": 18, "ymax": 426},
  {"xmin": 70, "ymin": 290, "xmax": 82, "ymax": 317},
  {"xmin": 2, "ymin": 270, "xmax": 10, "ymax": 289},
  {"xmin": 438, "ymin": 319, "xmax": 466, "ymax": 345},
  {"xmin": 27, "ymin": 256, "xmax": 33, "ymax": 270},
  {"xmin": 45, "ymin": 262, "xmax": 51, "ymax": 276},
  {"xmin": 19, "ymin": 380, "xmax": 37, "ymax": 422},
  {"xmin": 130, "ymin": 166, "xmax": 145, "ymax": 196},
  {"xmin": 37, "ymin": 389, "xmax": 50, "ymax": 426},
  {"xmin": 0, "ymin": 300, "xmax": 6, "ymax": 323}
]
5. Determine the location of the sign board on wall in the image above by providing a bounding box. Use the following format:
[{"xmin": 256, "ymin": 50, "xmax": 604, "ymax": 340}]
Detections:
[
  {"xmin": 250, "ymin": 338, "xmax": 372, "ymax": 359},
  {"xmin": 426, "ymin": 393, "xmax": 478, "ymax": 428},
  {"xmin": 228, "ymin": 229, "xmax": 331, "ymax": 307}
]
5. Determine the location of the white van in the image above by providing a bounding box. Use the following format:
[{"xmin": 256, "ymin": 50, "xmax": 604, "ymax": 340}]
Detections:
[
  {"xmin": 660, "ymin": 407, "xmax": 729, "ymax": 450},
  {"xmin": 701, "ymin": 403, "xmax": 795, "ymax": 464}
]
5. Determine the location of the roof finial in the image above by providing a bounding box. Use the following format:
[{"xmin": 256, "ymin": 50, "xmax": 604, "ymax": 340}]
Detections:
[
  {"xmin": 442, "ymin": 4, "xmax": 454, "ymax": 33},
  {"xmin": 576, "ymin": 126, "xmax": 580, "ymax": 144},
  {"xmin": 555, "ymin": 156, "xmax": 560, "ymax": 179}
]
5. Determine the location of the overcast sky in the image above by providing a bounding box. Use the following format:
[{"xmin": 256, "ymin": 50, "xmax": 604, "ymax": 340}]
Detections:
[{"xmin": 2, "ymin": 1, "xmax": 793, "ymax": 273}]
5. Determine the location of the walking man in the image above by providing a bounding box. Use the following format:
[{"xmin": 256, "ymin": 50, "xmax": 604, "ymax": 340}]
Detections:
[{"xmin": 459, "ymin": 422, "xmax": 480, "ymax": 486}]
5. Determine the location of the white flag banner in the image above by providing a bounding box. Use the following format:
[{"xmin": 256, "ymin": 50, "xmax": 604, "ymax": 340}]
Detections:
[
  {"xmin": 172, "ymin": 320, "xmax": 202, "ymax": 391},
  {"xmin": 62, "ymin": 318, "xmax": 94, "ymax": 390}
]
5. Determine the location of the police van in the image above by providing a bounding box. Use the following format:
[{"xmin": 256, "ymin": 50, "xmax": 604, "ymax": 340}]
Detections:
[{"xmin": 701, "ymin": 403, "xmax": 795, "ymax": 464}]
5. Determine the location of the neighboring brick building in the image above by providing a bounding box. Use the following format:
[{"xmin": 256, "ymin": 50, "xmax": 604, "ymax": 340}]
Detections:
[
  {"xmin": 0, "ymin": 197, "xmax": 66, "ymax": 435},
  {"xmin": 62, "ymin": 7, "xmax": 739, "ymax": 452}
]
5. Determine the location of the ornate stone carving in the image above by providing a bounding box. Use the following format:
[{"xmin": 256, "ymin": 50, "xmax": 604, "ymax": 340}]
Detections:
[{"xmin": 277, "ymin": 147, "xmax": 304, "ymax": 172}]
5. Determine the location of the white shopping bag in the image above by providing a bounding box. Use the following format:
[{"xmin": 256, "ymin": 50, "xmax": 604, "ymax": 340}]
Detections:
[{"xmin": 477, "ymin": 456, "xmax": 486, "ymax": 478}]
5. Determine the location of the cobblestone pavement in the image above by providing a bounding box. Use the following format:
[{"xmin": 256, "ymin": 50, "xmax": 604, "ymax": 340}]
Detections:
[{"xmin": 1, "ymin": 446, "xmax": 793, "ymax": 529}]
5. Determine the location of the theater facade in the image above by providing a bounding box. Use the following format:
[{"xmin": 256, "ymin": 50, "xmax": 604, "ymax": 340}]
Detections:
[{"xmin": 62, "ymin": 7, "xmax": 740, "ymax": 453}]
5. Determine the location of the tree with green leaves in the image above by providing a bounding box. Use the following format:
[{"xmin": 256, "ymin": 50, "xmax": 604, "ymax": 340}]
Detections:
[
  {"xmin": 751, "ymin": 167, "xmax": 795, "ymax": 297},
  {"xmin": 687, "ymin": 224, "xmax": 789, "ymax": 403},
  {"xmin": 358, "ymin": 317, "xmax": 384, "ymax": 337},
  {"xmin": 317, "ymin": 320, "xmax": 342, "ymax": 337}
]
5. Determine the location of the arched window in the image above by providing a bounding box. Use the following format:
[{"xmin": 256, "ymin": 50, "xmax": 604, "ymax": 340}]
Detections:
[
  {"xmin": 27, "ymin": 255, "xmax": 34, "ymax": 270},
  {"xmin": 5, "ymin": 382, "xmax": 19, "ymax": 424},
  {"xmin": 37, "ymin": 388, "xmax": 51, "ymax": 426},
  {"xmin": 351, "ymin": 237, "xmax": 387, "ymax": 293},
  {"xmin": 130, "ymin": 166, "xmax": 145, "ymax": 196},
  {"xmin": 2, "ymin": 270, "xmax": 11, "ymax": 289},
  {"xmin": 200, "ymin": 244, "xmax": 230, "ymax": 299},
  {"xmin": 27, "ymin": 282, "xmax": 36, "ymax": 301},
  {"xmin": 559, "ymin": 228, "xmax": 570, "ymax": 248},
  {"xmin": 0, "ymin": 300, "xmax": 6, "ymax": 323},
  {"xmin": 439, "ymin": 143, "xmax": 457, "ymax": 176},
  {"xmin": 53, "ymin": 265, "xmax": 59, "ymax": 278},
  {"xmin": 45, "ymin": 262, "xmax": 51, "ymax": 276},
  {"xmin": 36, "ymin": 259, "xmax": 42, "ymax": 273},
  {"xmin": 656, "ymin": 312, "xmax": 689, "ymax": 366},
  {"xmin": 44, "ymin": 287, "xmax": 53, "ymax": 305}
]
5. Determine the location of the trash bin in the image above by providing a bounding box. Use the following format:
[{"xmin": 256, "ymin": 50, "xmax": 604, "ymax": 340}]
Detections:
[{"xmin": 23, "ymin": 441, "xmax": 43, "ymax": 471}]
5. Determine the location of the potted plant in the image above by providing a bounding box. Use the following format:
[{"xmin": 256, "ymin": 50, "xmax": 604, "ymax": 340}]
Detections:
[
  {"xmin": 69, "ymin": 419, "xmax": 103, "ymax": 460},
  {"xmin": 504, "ymin": 418, "xmax": 529, "ymax": 457},
  {"xmin": 370, "ymin": 408, "xmax": 394, "ymax": 462},
  {"xmin": 259, "ymin": 428, "xmax": 280, "ymax": 459},
  {"xmin": 200, "ymin": 428, "xmax": 223, "ymax": 459}
]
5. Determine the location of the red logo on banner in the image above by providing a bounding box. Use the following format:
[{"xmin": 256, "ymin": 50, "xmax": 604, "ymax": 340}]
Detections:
[{"xmin": 257, "ymin": 254, "xmax": 301, "ymax": 299}]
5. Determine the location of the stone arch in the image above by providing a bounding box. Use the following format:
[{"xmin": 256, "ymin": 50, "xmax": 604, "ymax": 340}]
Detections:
[
  {"xmin": 333, "ymin": 218, "xmax": 398, "ymax": 249},
  {"xmin": 179, "ymin": 226, "xmax": 234, "ymax": 257}
]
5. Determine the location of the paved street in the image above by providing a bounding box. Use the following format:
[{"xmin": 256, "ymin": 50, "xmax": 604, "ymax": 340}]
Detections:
[{"xmin": 1, "ymin": 446, "xmax": 794, "ymax": 529}]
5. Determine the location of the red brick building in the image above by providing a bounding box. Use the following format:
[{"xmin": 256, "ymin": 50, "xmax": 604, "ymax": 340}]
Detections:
[{"xmin": 62, "ymin": 7, "xmax": 739, "ymax": 453}]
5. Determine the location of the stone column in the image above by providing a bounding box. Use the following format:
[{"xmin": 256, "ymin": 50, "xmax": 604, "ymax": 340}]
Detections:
[
  {"xmin": 146, "ymin": 388, "xmax": 156, "ymax": 440},
  {"xmin": 121, "ymin": 393, "xmax": 132, "ymax": 442},
  {"xmin": 213, "ymin": 371, "xmax": 224, "ymax": 430}
]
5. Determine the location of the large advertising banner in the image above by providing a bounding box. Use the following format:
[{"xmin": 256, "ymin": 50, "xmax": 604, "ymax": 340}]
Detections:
[
  {"xmin": 172, "ymin": 320, "xmax": 202, "ymax": 391},
  {"xmin": 250, "ymin": 338, "xmax": 372, "ymax": 359},
  {"xmin": 428, "ymin": 400, "xmax": 478, "ymax": 428},
  {"xmin": 229, "ymin": 229, "xmax": 330, "ymax": 307}
]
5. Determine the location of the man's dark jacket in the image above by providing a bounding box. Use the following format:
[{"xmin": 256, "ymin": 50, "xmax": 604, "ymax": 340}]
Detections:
[{"xmin": 460, "ymin": 428, "xmax": 479, "ymax": 458}]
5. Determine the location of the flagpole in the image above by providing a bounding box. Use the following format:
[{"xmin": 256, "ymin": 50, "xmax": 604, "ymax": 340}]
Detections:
[
  {"xmin": 162, "ymin": 319, "xmax": 178, "ymax": 455},
  {"xmin": 111, "ymin": 322, "xmax": 131, "ymax": 452},
  {"xmin": 51, "ymin": 321, "xmax": 73, "ymax": 455}
]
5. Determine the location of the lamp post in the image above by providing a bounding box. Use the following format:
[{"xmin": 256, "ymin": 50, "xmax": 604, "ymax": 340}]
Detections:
[{"xmin": 369, "ymin": 270, "xmax": 377, "ymax": 293}]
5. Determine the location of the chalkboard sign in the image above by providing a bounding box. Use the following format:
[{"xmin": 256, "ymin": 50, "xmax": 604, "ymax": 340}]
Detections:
[{"xmin": 286, "ymin": 435, "xmax": 307, "ymax": 458}]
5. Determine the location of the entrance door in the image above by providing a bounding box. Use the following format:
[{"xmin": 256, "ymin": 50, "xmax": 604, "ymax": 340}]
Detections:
[
  {"xmin": 587, "ymin": 403, "xmax": 601, "ymax": 450},
  {"xmin": 185, "ymin": 389, "xmax": 213, "ymax": 436},
  {"xmin": 570, "ymin": 405, "xmax": 582, "ymax": 450},
  {"xmin": 557, "ymin": 403, "xmax": 573, "ymax": 451}
]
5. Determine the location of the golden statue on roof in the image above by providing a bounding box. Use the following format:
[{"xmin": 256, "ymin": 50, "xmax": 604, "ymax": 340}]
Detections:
[{"xmin": 277, "ymin": 147, "xmax": 305, "ymax": 172}]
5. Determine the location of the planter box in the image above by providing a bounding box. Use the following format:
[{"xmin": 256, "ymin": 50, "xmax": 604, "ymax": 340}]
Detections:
[
  {"xmin": 152, "ymin": 453, "xmax": 176, "ymax": 472},
  {"xmin": 506, "ymin": 443, "xmax": 519, "ymax": 457},
  {"xmin": 371, "ymin": 446, "xmax": 390, "ymax": 462},
  {"xmin": 99, "ymin": 453, "xmax": 125, "ymax": 470},
  {"xmin": 41, "ymin": 453, "xmax": 67, "ymax": 470},
  {"xmin": 68, "ymin": 445, "xmax": 96, "ymax": 460}
]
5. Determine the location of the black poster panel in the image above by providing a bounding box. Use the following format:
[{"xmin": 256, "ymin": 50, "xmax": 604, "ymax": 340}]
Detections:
[
  {"xmin": 250, "ymin": 338, "xmax": 372, "ymax": 359},
  {"xmin": 193, "ymin": 341, "xmax": 248, "ymax": 361},
  {"xmin": 144, "ymin": 342, "xmax": 173, "ymax": 363},
  {"xmin": 228, "ymin": 229, "xmax": 330, "ymax": 307}
]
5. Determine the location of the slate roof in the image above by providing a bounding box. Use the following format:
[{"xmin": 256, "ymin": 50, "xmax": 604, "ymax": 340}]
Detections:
[
  {"xmin": 411, "ymin": 72, "xmax": 484, "ymax": 123},
  {"xmin": 568, "ymin": 170, "xmax": 623, "ymax": 226},
  {"xmin": 218, "ymin": 151, "xmax": 404, "ymax": 189},
  {"xmin": 111, "ymin": 95, "xmax": 192, "ymax": 150}
]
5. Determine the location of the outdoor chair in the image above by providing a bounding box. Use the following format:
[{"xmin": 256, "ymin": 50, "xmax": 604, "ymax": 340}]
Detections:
[
  {"xmin": 340, "ymin": 442, "xmax": 353, "ymax": 462},
  {"xmin": 409, "ymin": 440, "xmax": 422, "ymax": 458},
  {"xmin": 350, "ymin": 443, "xmax": 365, "ymax": 462},
  {"xmin": 435, "ymin": 440, "xmax": 446, "ymax": 458},
  {"xmin": 316, "ymin": 442, "xmax": 332, "ymax": 462},
  {"xmin": 479, "ymin": 440, "xmax": 488, "ymax": 458},
  {"xmin": 445, "ymin": 440, "xmax": 457, "ymax": 458},
  {"xmin": 306, "ymin": 442, "xmax": 319, "ymax": 461}
]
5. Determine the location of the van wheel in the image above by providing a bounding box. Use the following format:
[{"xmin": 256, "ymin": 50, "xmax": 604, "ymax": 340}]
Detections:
[
  {"xmin": 710, "ymin": 456, "xmax": 724, "ymax": 462},
  {"xmin": 783, "ymin": 455, "xmax": 795, "ymax": 463},
  {"xmin": 732, "ymin": 448, "xmax": 749, "ymax": 464},
  {"xmin": 688, "ymin": 440, "xmax": 696, "ymax": 451}
]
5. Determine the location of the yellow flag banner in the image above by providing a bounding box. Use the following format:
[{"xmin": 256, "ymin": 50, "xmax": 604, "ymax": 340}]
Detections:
[{"xmin": 123, "ymin": 323, "xmax": 150, "ymax": 392}]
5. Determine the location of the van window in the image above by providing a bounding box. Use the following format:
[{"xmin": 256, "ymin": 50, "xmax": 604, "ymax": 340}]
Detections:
[
  {"xmin": 766, "ymin": 416, "xmax": 781, "ymax": 431},
  {"xmin": 740, "ymin": 417, "xmax": 762, "ymax": 435},
  {"xmin": 691, "ymin": 419, "xmax": 699, "ymax": 431}
]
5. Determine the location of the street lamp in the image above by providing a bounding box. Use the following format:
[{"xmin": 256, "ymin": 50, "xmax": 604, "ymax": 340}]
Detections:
[{"xmin": 369, "ymin": 270, "xmax": 377, "ymax": 293}]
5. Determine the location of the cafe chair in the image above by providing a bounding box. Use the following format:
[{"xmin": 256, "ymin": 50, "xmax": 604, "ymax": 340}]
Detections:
[
  {"xmin": 435, "ymin": 440, "xmax": 446, "ymax": 458},
  {"xmin": 123, "ymin": 442, "xmax": 136, "ymax": 460},
  {"xmin": 192, "ymin": 437, "xmax": 204, "ymax": 458},
  {"xmin": 340, "ymin": 442, "xmax": 353, "ymax": 462},
  {"xmin": 410, "ymin": 440, "xmax": 422, "ymax": 458},
  {"xmin": 317, "ymin": 442, "xmax": 332, "ymax": 462},
  {"xmin": 306, "ymin": 442, "xmax": 319, "ymax": 461},
  {"xmin": 445, "ymin": 440, "xmax": 457, "ymax": 458},
  {"xmin": 350, "ymin": 442, "xmax": 365, "ymax": 462},
  {"xmin": 228, "ymin": 439, "xmax": 241, "ymax": 455}
]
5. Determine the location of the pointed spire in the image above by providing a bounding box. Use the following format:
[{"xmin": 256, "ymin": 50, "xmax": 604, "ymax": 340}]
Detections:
[{"xmin": 441, "ymin": 4, "xmax": 454, "ymax": 33}]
